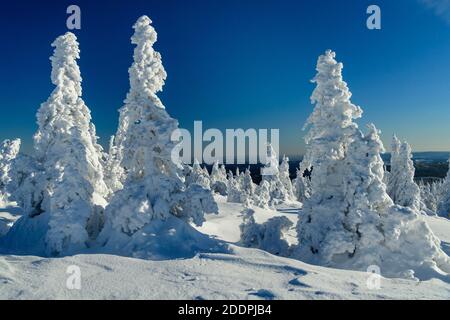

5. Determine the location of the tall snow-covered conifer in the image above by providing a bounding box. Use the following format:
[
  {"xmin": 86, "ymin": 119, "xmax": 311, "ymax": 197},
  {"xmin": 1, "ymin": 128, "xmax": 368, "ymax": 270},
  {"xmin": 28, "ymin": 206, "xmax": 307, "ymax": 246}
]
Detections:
[
  {"xmin": 279, "ymin": 155, "xmax": 295, "ymax": 200},
  {"xmin": 295, "ymin": 50, "xmax": 450, "ymax": 278},
  {"xmin": 0, "ymin": 139, "xmax": 21, "ymax": 203},
  {"xmin": 210, "ymin": 160, "xmax": 228, "ymax": 195},
  {"xmin": 5, "ymin": 33, "xmax": 108, "ymax": 255},
  {"xmin": 387, "ymin": 135, "xmax": 421, "ymax": 211},
  {"xmin": 261, "ymin": 145, "xmax": 290, "ymax": 203},
  {"xmin": 99, "ymin": 17, "xmax": 218, "ymax": 254},
  {"xmin": 438, "ymin": 157, "xmax": 450, "ymax": 217}
]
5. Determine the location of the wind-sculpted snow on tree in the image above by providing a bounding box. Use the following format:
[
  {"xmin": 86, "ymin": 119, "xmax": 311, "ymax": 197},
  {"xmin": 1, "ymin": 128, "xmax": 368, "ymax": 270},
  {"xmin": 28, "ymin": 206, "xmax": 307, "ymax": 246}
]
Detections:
[
  {"xmin": 4, "ymin": 33, "xmax": 109, "ymax": 255},
  {"xmin": 419, "ymin": 180, "xmax": 443, "ymax": 214},
  {"xmin": 261, "ymin": 145, "xmax": 291, "ymax": 204},
  {"xmin": 186, "ymin": 159, "xmax": 211, "ymax": 189},
  {"xmin": 104, "ymin": 135, "xmax": 125, "ymax": 195},
  {"xmin": 210, "ymin": 160, "xmax": 228, "ymax": 195},
  {"xmin": 295, "ymin": 50, "xmax": 450, "ymax": 279},
  {"xmin": 0, "ymin": 139, "xmax": 21, "ymax": 203},
  {"xmin": 436, "ymin": 154, "xmax": 450, "ymax": 218},
  {"xmin": 253, "ymin": 180, "xmax": 271, "ymax": 208},
  {"xmin": 279, "ymin": 155, "xmax": 295, "ymax": 201},
  {"xmin": 292, "ymin": 166, "xmax": 311, "ymax": 203},
  {"xmin": 387, "ymin": 136, "xmax": 421, "ymax": 211},
  {"xmin": 99, "ymin": 17, "xmax": 218, "ymax": 255},
  {"xmin": 240, "ymin": 168, "xmax": 256, "ymax": 206},
  {"xmin": 240, "ymin": 208, "xmax": 292, "ymax": 256}
]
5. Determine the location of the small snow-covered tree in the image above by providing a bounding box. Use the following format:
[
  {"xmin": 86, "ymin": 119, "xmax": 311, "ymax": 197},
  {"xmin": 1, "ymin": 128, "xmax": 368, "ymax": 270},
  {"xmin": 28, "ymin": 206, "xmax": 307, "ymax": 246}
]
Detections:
[
  {"xmin": 261, "ymin": 145, "xmax": 290, "ymax": 204},
  {"xmin": 5, "ymin": 33, "xmax": 109, "ymax": 255},
  {"xmin": 240, "ymin": 168, "xmax": 256, "ymax": 206},
  {"xmin": 437, "ymin": 157, "xmax": 450, "ymax": 218},
  {"xmin": 99, "ymin": 16, "xmax": 217, "ymax": 251},
  {"xmin": 292, "ymin": 163, "xmax": 311, "ymax": 203},
  {"xmin": 0, "ymin": 139, "xmax": 21, "ymax": 203},
  {"xmin": 240, "ymin": 208, "xmax": 292, "ymax": 256},
  {"xmin": 295, "ymin": 50, "xmax": 450, "ymax": 278},
  {"xmin": 226, "ymin": 170, "xmax": 242, "ymax": 203},
  {"xmin": 210, "ymin": 160, "xmax": 227, "ymax": 195},
  {"xmin": 279, "ymin": 155, "xmax": 295, "ymax": 200},
  {"xmin": 253, "ymin": 180, "xmax": 272, "ymax": 208},
  {"xmin": 387, "ymin": 135, "xmax": 421, "ymax": 211},
  {"xmin": 104, "ymin": 135, "xmax": 125, "ymax": 195},
  {"xmin": 419, "ymin": 180, "xmax": 443, "ymax": 214},
  {"xmin": 186, "ymin": 159, "xmax": 211, "ymax": 189}
]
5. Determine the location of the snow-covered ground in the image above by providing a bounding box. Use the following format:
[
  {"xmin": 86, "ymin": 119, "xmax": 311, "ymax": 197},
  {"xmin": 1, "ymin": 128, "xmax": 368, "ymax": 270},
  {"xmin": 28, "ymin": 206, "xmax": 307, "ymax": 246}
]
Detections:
[{"xmin": 1, "ymin": 196, "xmax": 450, "ymax": 300}]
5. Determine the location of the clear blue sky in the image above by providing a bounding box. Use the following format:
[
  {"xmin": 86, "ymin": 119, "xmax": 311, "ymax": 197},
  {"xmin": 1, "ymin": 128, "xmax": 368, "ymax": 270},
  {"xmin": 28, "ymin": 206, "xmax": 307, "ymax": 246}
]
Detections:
[{"xmin": 0, "ymin": 0, "xmax": 449, "ymax": 156}]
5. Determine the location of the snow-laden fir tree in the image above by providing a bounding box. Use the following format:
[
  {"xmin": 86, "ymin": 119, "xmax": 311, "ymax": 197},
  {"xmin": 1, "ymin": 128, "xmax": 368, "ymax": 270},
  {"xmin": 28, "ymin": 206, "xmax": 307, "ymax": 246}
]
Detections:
[
  {"xmin": 292, "ymin": 164, "xmax": 311, "ymax": 203},
  {"xmin": 240, "ymin": 208, "xmax": 292, "ymax": 256},
  {"xmin": 209, "ymin": 160, "xmax": 228, "ymax": 195},
  {"xmin": 240, "ymin": 168, "xmax": 256, "ymax": 206},
  {"xmin": 279, "ymin": 155, "xmax": 295, "ymax": 200},
  {"xmin": 295, "ymin": 50, "xmax": 450, "ymax": 278},
  {"xmin": 104, "ymin": 15, "xmax": 168, "ymax": 193},
  {"xmin": 419, "ymin": 180, "xmax": 443, "ymax": 214},
  {"xmin": 261, "ymin": 145, "xmax": 290, "ymax": 204},
  {"xmin": 292, "ymin": 123, "xmax": 317, "ymax": 203},
  {"xmin": 0, "ymin": 139, "xmax": 21, "ymax": 204},
  {"xmin": 387, "ymin": 135, "xmax": 421, "ymax": 211},
  {"xmin": 437, "ymin": 157, "xmax": 450, "ymax": 218},
  {"xmin": 104, "ymin": 135, "xmax": 125, "ymax": 195},
  {"xmin": 226, "ymin": 170, "xmax": 242, "ymax": 203},
  {"xmin": 99, "ymin": 16, "xmax": 218, "ymax": 256},
  {"xmin": 253, "ymin": 180, "xmax": 272, "ymax": 208},
  {"xmin": 4, "ymin": 33, "xmax": 109, "ymax": 255},
  {"xmin": 186, "ymin": 159, "xmax": 211, "ymax": 189}
]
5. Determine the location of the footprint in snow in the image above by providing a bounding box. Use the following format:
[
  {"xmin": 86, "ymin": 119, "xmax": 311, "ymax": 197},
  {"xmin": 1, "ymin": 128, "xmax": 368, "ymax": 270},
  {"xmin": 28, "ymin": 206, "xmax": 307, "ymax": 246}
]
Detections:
[{"xmin": 248, "ymin": 289, "xmax": 276, "ymax": 300}]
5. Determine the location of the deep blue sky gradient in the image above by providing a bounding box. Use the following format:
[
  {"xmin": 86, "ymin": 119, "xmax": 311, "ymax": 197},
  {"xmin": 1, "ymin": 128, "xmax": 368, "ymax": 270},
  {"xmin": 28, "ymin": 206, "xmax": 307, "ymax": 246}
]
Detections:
[{"xmin": 0, "ymin": 0, "xmax": 449, "ymax": 155}]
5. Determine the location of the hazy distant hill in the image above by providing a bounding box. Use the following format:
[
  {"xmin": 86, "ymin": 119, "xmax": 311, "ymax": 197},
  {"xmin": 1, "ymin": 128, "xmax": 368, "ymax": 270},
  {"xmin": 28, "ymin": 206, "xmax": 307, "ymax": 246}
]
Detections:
[{"xmin": 207, "ymin": 152, "xmax": 450, "ymax": 183}]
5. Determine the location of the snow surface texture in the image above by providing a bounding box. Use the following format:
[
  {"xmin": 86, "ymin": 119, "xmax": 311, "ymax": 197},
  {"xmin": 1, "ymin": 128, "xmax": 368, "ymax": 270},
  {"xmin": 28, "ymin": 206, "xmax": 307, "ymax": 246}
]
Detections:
[{"xmin": 1, "ymin": 198, "xmax": 450, "ymax": 299}]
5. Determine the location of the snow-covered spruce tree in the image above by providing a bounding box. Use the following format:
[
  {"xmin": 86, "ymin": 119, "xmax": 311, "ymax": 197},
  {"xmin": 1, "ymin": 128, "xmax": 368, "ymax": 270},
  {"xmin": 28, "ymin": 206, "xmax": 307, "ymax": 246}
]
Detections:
[
  {"xmin": 210, "ymin": 160, "xmax": 228, "ymax": 195},
  {"xmin": 240, "ymin": 168, "xmax": 256, "ymax": 206},
  {"xmin": 253, "ymin": 180, "xmax": 272, "ymax": 208},
  {"xmin": 279, "ymin": 155, "xmax": 295, "ymax": 200},
  {"xmin": 387, "ymin": 135, "xmax": 421, "ymax": 211},
  {"xmin": 436, "ymin": 156, "xmax": 450, "ymax": 218},
  {"xmin": 0, "ymin": 139, "xmax": 21, "ymax": 204},
  {"xmin": 98, "ymin": 16, "xmax": 218, "ymax": 257},
  {"xmin": 261, "ymin": 144, "xmax": 290, "ymax": 204},
  {"xmin": 186, "ymin": 159, "xmax": 211, "ymax": 189},
  {"xmin": 292, "ymin": 164, "xmax": 311, "ymax": 203},
  {"xmin": 295, "ymin": 50, "xmax": 450, "ymax": 279},
  {"xmin": 240, "ymin": 208, "xmax": 292, "ymax": 256},
  {"xmin": 292, "ymin": 126, "xmax": 317, "ymax": 203},
  {"xmin": 419, "ymin": 180, "xmax": 443, "ymax": 214},
  {"xmin": 104, "ymin": 135, "xmax": 125, "ymax": 195},
  {"xmin": 226, "ymin": 170, "xmax": 242, "ymax": 203},
  {"xmin": 4, "ymin": 33, "xmax": 109, "ymax": 255}
]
